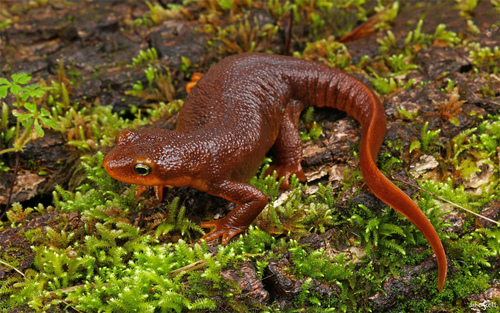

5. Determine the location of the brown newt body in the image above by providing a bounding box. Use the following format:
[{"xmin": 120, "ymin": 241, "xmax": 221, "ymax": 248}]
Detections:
[{"xmin": 103, "ymin": 53, "xmax": 447, "ymax": 291}]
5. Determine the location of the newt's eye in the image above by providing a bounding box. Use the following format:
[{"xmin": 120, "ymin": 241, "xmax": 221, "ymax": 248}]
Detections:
[{"xmin": 134, "ymin": 163, "xmax": 151, "ymax": 176}]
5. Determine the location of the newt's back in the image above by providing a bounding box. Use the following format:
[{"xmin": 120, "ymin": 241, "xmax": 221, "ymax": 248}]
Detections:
[{"xmin": 177, "ymin": 54, "xmax": 323, "ymax": 132}]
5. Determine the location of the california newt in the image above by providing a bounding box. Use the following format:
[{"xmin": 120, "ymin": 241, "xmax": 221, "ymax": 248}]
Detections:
[{"xmin": 103, "ymin": 53, "xmax": 447, "ymax": 291}]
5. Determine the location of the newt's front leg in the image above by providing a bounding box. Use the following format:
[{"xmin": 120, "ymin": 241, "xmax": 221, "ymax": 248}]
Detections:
[{"xmin": 201, "ymin": 180, "xmax": 268, "ymax": 245}]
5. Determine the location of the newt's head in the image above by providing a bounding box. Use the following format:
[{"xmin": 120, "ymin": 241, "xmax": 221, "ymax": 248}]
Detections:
[{"xmin": 103, "ymin": 129, "xmax": 185, "ymax": 186}]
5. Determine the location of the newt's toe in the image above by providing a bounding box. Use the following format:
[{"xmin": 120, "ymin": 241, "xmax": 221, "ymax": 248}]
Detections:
[{"xmin": 201, "ymin": 220, "xmax": 246, "ymax": 245}]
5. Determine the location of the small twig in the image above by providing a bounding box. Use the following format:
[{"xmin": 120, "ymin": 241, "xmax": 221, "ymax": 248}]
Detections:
[
  {"xmin": 49, "ymin": 284, "xmax": 88, "ymax": 295},
  {"xmin": 48, "ymin": 285, "xmax": 91, "ymax": 313},
  {"xmin": 169, "ymin": 259, "xmax": 207, "ymax": 277},
  {"xmin": 61, "ymin": 299, "xmax": 84, "ymax": 313},
  {"xmin": 394, "ymin": 177, "xmax": 499, "ymax": 226},
  {"xmin": 0, "ymin": 259, "xmax": 25, "ymax": 277},
  {"xmin": 0, "ymin": 259, "xmax": 86, "ymax": 313}
]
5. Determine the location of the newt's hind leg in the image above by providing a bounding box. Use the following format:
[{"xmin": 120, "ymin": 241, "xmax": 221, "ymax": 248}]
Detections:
[{"xmin": 264, "ymin": 101, "xmax": 307, "ymax": 189}]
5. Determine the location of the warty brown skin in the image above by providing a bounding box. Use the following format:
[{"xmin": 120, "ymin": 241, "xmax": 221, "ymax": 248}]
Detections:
[{"xmin": 103, "ymin": 52, "xmax": 447, "ymax": 291}]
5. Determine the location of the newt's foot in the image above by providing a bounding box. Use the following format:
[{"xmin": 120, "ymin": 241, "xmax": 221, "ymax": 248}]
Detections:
[
  {"xmin": 134, "ymin": 185, "xmax": 164, "ymax": 201},
  {"xmin": 134, "ymin": 185, "xmax": 148, "ymax": 198},
  {"xmin": 201, "ymin": 218, "xmax": 247, "ymax": 245},
  {"xmin": 264, "ymin": 163, "xmax": 306, "ymax": 189},
  {"xmin": 186, "ymin": 72, "xmax": 204, "ymax": 94}
]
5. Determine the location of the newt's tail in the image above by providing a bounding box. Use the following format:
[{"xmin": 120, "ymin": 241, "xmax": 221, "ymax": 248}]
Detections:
[
  {"xmin": 319, "ymin": 69, "xmax": 448, "ymax": 291},
  {"xmin": 358, "ymin": 117, "xmax": 448, "ymax": 292}
]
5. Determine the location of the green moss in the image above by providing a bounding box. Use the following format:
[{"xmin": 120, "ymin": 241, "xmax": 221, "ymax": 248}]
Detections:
[
  {"xmin": 134, "ymin": 1, "xmax": 185, "ymax": 27},
  {"xmin": 154, "ymin": 197, "xmax": 205, "ymax": 239},
  {"xmin": 467, "ymin": 43, "xmax": 500, "ymax": 73},
  {"xmin": 131, "ymin": 48, "xmax": 159, "ymax": 67},
  {"xmin": 125, "ymin": 65, "xmax": 176, "ymax": 103},
  {"xmin": 295, "ymin": 39, "xmax": 351, "ymax": 69},
  {"xmin": 290, "ymin": 242, "xmax": 354, "ymax": 282}
]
